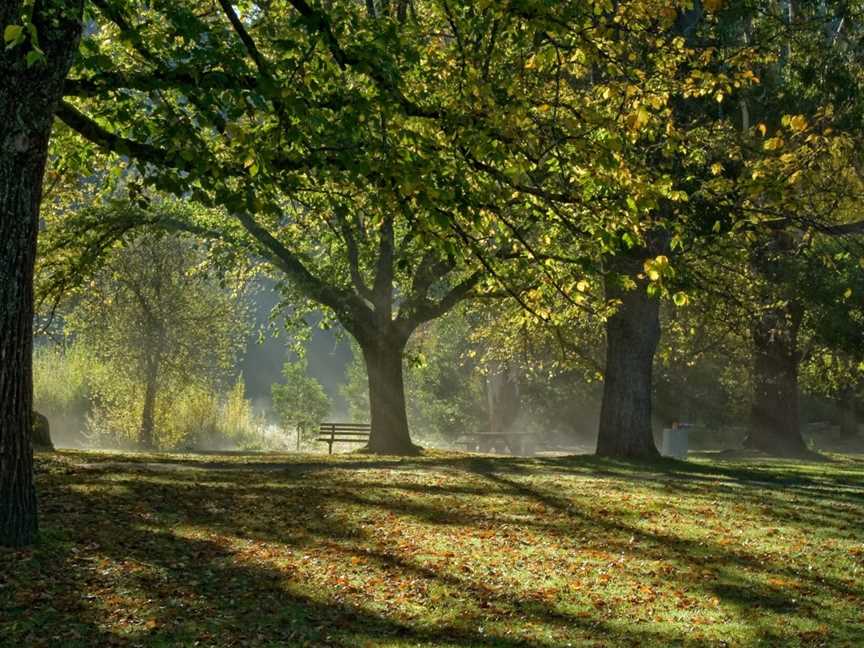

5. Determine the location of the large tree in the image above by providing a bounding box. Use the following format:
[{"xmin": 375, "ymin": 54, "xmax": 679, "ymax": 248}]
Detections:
[
  {"xmin": 1, "ymin": 0, "xmax": 84, "ymax": 547},
  {"xmin": 466, "ymin": 0, "xmax": 864, "ymax": 458},
  {"xmin": 694, "ymin": 0, "xmax": 864, "ymax": 456},
  {"xmin": 51, "ymin": 0, "xmax": 559, "ymax": 454},
  {"xmin": 444, "ymin": 1, "xmax": 753, "ymax": 458}
]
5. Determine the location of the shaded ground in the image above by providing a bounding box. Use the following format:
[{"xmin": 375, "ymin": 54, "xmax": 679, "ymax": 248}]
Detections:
[{"xmin": 2, "ymin": 450, "xmax": 863, "ymax": 647}]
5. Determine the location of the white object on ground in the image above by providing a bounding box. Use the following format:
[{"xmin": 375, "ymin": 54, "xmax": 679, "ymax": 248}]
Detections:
[{"xmin": 661, "ymin": 427, "xmax": 688, "ymax": 460}]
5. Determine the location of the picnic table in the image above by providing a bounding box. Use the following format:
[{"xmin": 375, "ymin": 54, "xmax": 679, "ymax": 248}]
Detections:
[{"xmin": 456, "ymin": 431, "xmax": 536, "ymax": 456}]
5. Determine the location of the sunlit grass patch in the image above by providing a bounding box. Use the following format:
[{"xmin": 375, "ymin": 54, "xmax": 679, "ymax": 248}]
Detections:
[{"xmin": 1, "ymin": 450, "xmax": 862, "ymax": 646}]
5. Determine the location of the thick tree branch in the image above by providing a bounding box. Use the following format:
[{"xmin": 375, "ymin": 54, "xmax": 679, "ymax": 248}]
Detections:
[
  {"xmin": 216, "ymin": 0, "xmax": 273, "ymax": 80},
  {"xmin": 401, "ymin": 268, "xmax": 484, "ymax": 326},
  {"xmin": 372, "ymin": 214, "xmax": 395, "ymax": 317},
  {"xmin": 333, "ymin": 209, "xmax": 374, "ymax": 302},
  {"xmin": 817, "ymin": 219, "xmax": 864, "ymax": 237},
  {"xmin": 56, "ymin": 101, "xmax": 188, "ymax": 169},
  {"xmin": 59, "ymin": 100, "xmax": 328, "ymax": 178},
  {"xmin": 64, "ymin": 70, "xmax": 257, "ymax": 97},
  {"xmin": 232, "ymin": 211, "xmax": 365, "ymax": 320}
]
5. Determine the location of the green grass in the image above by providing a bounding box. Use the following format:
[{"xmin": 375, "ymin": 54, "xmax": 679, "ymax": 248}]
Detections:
[{"xmin": 2, "ymin": 449, "xmax": 863, "ymax": 647}]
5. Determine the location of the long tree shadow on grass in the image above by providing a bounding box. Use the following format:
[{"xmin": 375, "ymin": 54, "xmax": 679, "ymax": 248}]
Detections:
[
  {"xmin": 4, "ymin": 461, "xmax": 724, "ymax": 648},
  {"xmin": 10, "ymin": 452, "xmax": 863, "ymax": 646},
  {"xmin": 470, "ymin": 466, "xmax": 863, "ymax": 629},
  {"xmin": 64, "ymin": 454, "xmax": 864, "ymax": 606},
  {"xmin": 65, "ymin": 447, "xmax": 864, "ymax": 503}
]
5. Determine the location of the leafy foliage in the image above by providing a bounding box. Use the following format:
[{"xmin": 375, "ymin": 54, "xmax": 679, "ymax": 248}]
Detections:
[
  {"xmin": 37, "ymin": 211, "xmax": 250, "ymax": 448},
  {"xmin": 32, "ymin": 343, "xmax": 270, "ymax": 451},
  {"xmin": 271, "ymin": 359, "xmax": 332, "ymax": 440},
  {"xmin": 32, "ymin": 343, "xmax": 100, "ymax": 447}
]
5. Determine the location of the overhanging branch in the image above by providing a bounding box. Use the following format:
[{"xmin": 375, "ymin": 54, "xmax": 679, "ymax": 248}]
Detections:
[
  {"xmin": 232, "ymin": 210, "xmax": 366, "ymax": 320},
  {"xmin": 57, "ymin": 101, "xmax": 181, "ymax": 169}
]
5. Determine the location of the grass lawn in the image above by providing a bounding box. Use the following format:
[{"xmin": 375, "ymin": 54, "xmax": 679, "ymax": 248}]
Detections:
[{"xmin": 2, "ymin": 450, "xmax": 863, "ymax": 647}]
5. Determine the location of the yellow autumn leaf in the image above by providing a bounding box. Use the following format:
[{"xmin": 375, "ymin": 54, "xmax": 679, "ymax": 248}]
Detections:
[
  {"xmin": 648, "ymin": 95, "xmax": 665, "ymax": 109},
  {"xmin": 789, "ymin": 115, "xmax": 808, "ymax": 132},
  {"xmin": 764, "ymin": 137, "xmax": 784, "ymax": 151},
  {"xmin": 626, "ymin": 107, "xmax": 650, "ymax": 131}
]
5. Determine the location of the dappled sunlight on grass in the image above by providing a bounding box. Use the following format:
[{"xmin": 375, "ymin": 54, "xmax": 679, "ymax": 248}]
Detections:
[{"xmin": 1, "ymin": 450, "xmax": 862, "ymax": 646}]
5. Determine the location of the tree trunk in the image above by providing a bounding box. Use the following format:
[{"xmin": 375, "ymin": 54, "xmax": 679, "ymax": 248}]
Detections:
[
  {"xmin": 596, "ymin": 269, "xmax": 662, "ymax": 459},
  {"xmin": 745, "ymin": 307, "xmax": 810, "ymax": 456},
  {"xmin": 0, "ymin": 1, "xmax": 84, "ymax": 546},
  {"xmin": 838, "ymin": 390, "xmax": 859, "ymax": 440},
  {"xmin": 360, "ymin": 334, "xmax": 417, "ymax": 455},
  {"xmin": 0, "ymin": 150, "xmax": 41, "ymax": 545},
  {"xmin": 139, "ymin": 360, "xmax": 159, "ymax": 450},
  {"xmin": 486, "ymin": 362, "xmax": 520, "ymax": 434}
]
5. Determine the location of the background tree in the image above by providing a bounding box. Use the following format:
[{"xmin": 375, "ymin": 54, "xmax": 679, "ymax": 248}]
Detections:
[
  {"xmin": 715, "ymin": 0, "xmax": 864, "ymax": 456},
  {"xmin": 41, "ymin": 207, "xmax": 249, "ymax": 449},
  {"xmin": 430, "ymin": 0, "xmax": 762, "ymax": 458},
  {"xmin": 272, "ymin": 358, "xmax": 331, "ymax": 444}
]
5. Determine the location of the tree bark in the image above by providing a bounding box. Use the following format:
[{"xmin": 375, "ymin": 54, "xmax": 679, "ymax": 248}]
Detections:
[
  {"xmin": 744, "ymin": 305, "xmax": 810, "ymax": 456},
  {"xmin": 486, "ymin": 362, "xmax": 520, "ymax": 435},
  {"xmin": 359, "ymin": 333, "xmax": 418, "ymax": 455},
  {"xmin": 838, "ymin": 389, "xmax": 859, "ymax": 440},
  {"xmin": 596, "ymin": 267, "xmax": 662, "ymax": 459},
  {"xmin": 0, "ymin": 0, "xmax": 84, "ymax": 546},
  {"xmin": 139, "ymin": 360, "xmax": 159, "ymax": 450},
  {"xmin": 0, "ymin": 150, "xmax": 40, "ymax": 545}
]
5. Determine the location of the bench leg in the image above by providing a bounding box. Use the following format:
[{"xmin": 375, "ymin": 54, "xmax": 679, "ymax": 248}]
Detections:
[{"xmin": 328, "ymin": 440, "xmax": 334, "ymax": 455}]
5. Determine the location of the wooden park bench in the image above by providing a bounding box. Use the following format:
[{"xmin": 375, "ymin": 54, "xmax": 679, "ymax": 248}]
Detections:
[{"xmin": 318, "ymin": 422, "xmax": 371, "ymax": 454}]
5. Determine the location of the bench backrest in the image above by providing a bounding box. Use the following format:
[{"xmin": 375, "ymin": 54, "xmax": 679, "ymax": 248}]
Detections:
[{"xmin": 319, "ymin": 422, "xmax": 371, "ymax": 437}]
